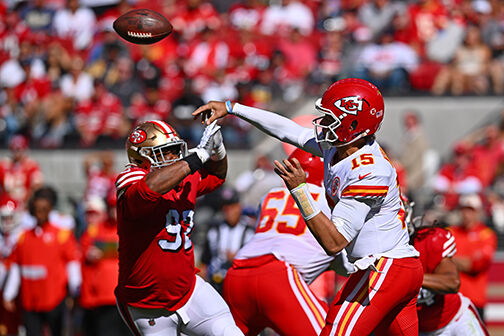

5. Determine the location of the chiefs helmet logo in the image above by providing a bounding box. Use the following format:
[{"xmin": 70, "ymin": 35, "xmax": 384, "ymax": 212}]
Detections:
[
  {"xmin": 129, "ymin": 129, "xmax": 147, "ymax": 144},
  {"xmin": 334, "ymin": 96, "xmax": 363, "ymax": 115}
]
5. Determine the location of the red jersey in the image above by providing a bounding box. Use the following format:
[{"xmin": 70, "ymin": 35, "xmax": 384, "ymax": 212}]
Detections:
[
  {"xmin": 413, "ymin": 227, "xmax": 461, "ymax": 331},
  {"xmin": 449, "ymin": 223, "xmax": 497, "ymax": 308},
  {"xmin": 0, "ymin": 157, "xmax": 43, "ymax": 206},
  {"xmin": 80, "ymin": 221, "xmax": 119, "ymax": 309},
  {"xmin": 115, "ymin": 165, "xmax": 224, "ymax": 310},
  {"xmin": 8, "ymin": 223, "xmax": 80, "ymax": 312}
]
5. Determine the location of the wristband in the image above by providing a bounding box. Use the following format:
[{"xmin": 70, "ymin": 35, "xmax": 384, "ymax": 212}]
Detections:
[
  {"xmin": 182, "ymin": 153, "xmax": 203, "ymax": 174},
  {"xmin": 290, "ymin": 183, "xmax": 321, "ymax": 220},
  {"xmin": 225, "ymin": 100, "xmax": 233, "ymax": 114}
]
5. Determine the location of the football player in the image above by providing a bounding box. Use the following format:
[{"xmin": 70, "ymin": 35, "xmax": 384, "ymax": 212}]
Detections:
[
  {"xmin": 193, "ymin": 78, "xmax": 423, "ymax": 335},
  {"xmin": 222, "ymin": 148, "xmax": 352, "ymax": 336},
  {"xmin": 0, "ymin": 195, "xmax": 22, "ymax": 336},
  {"xmin": 410, "ymin": 214, "xmax": 489, "ymax": 335},
  {"xmin": 114, "ymin": 120, "xmax": 243, "ymax": 336}
]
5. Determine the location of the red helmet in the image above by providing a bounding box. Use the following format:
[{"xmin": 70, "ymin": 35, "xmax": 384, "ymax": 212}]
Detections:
[
  {"xmin": 313, "ymin": 78, "xmax": 384, "ymax": 146},
  {"xmin": 0, "ymin": 195, "xmax": 19, "ymax": 233},
  {"xmin": 288, "ymin": 148, "xmax": 324, "ymax": 186}
]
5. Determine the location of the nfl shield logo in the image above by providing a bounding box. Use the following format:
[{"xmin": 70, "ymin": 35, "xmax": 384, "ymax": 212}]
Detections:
[{"xmin": 331, "ymin": 177, "xmax": 340, "ymax": 196}]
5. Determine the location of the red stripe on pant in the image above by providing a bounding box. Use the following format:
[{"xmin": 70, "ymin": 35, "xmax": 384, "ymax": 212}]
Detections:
[
  {"xmin": 321, "ymin": 257, "xmax": 423, "ymax": 336},
  {"xmin": 468, "ymin": 303, "xmax": 490, "ymax": 336}
]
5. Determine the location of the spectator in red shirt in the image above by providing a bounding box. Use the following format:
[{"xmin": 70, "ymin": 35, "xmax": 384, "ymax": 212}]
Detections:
[
  {"xmin": 75, "ymin": 79, "xmax": 125, "ymax": 147},
  {"xmin": 2, "ymin": 186, "xmax": 81, "ymax": 336},
  {"xmin": 433, "ymin": 142, "xmax": 482, "ymax": 210},
  {"xmin": 0, "ymin": 135, "xmax": 43, "ymax": 207},
  {"xmin": 469, "ymin": 125, "xmax": 504, "ymax": 188},
  {"xmin": 449, "ymin": 194, "xmax": 497, "ymax": 320},
  {"xmin": 277, "ymin": 28, "xmax": 318, "ymax": 79},
  {"xmin": 79, "ymin": 196, "xmax": 129, "ymax": 336}
]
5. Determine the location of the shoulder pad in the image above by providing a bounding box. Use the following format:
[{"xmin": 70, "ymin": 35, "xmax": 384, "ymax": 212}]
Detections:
[{"xmin": 115, "ymin": 166, "xmax": 147, "ymax": 191}]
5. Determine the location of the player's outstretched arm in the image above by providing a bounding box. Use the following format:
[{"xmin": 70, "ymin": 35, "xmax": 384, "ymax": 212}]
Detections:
[
  {"xmin": 145, "ymin": 122, "xmax": 220, "ymax": 194},
  {"xmin": 274, "ymin": 158, "xmax": 349, "ymax": 255},
  {"xmin": 423, "ymin": 258, "xmax": 460, "ymax": 294},
  {"xmin": 193, "ymin": 101, "xmax": 322, "ymax": 157}
]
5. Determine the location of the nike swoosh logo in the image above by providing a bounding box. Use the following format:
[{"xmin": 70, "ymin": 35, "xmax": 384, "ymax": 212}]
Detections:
[{"xmin": 359, "ymin": 172, "xmax": 371, "ymax": 180}]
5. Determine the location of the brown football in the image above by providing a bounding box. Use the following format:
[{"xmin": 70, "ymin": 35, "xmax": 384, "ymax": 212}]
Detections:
[{"xmin": 113, "ymin": 9, "xmax": 172, "ymax": 45}]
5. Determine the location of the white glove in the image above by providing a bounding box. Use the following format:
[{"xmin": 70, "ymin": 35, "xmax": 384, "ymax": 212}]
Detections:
[
  {"xmin": 191, "ymin": 121, "xmax": 221, "ymax": 163},
  {"xmin": 348, "ymin": 256, "xmax": 380, "ymax": 273},
  {"xmin": 211, "ymin": 128, "xmax": 226, "ymax": 161}
]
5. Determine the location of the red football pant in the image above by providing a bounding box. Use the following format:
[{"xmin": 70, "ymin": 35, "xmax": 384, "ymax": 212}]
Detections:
[
  {"xmin": 222, "ymin": 254, "xmax": 328, "ymax": 336},
  {"xmin": 321, "ymin": 257, "xmax": 423, "ymax": 336}
]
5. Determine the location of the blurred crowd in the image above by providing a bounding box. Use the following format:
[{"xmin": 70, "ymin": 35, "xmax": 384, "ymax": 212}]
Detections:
[{"xmin": 0, "ymin": 0, "xmax": 504, "ymax": 149}]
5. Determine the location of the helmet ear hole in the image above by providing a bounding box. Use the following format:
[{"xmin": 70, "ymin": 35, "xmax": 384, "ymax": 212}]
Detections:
[{"xmin": 350, "ymin": 120, "xmax": 358, "ymax": 131}]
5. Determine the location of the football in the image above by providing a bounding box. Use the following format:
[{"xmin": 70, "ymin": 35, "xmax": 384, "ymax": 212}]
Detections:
[{"xmin": 113, "ymin": 9, "xmax": 172, "ymax": 45}]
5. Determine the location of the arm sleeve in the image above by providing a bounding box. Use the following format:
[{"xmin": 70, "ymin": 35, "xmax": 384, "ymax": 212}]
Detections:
[
  {"xmin": 3, "ymin": 263, "xmax": 20, "ymax": 302},
  {"xmin": 232, "ymin": 103, "xmax": 323, "ymax": 156},
  {"xmin": 66, "ymin": 261, "xmax": 82, "ymax": 297},
  {"xmin": 331, "ymin": 197, "xmax": 371, "ymax": 242}
]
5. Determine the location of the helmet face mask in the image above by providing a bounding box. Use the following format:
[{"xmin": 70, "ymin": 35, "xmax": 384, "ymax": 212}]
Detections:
[
  {"xmin": 313, "ymin": 98, "xmax": 342, "ymax": 144},
  {"xmin": 313, "ymin": 78, "xmax": 384, "ymax": 147},
  {"xmin": 126, "ymin": 121, "xmax": 188, "ymax": 170}
]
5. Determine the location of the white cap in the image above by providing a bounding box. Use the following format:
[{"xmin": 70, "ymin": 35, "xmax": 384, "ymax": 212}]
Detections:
[
  {"xmin": 85, "ymin": 196, "xmax": 106, "ymax": 213},
  {"xmin": 459, "ymin": 194, "xmax": 482, "ymax": 210},
  {"xmin": 472, "ymin": 0, "xmax": 491, "ymax": 14}
]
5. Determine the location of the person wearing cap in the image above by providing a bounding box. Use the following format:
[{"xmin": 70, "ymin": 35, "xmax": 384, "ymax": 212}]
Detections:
[
  {"xmin": 433, "ymin": 142, "xmax": 482, "ymax": 210},
  {"xmin": 79, "ymin": 196, "xmax": 129, "ymax": 336},
  {"xmin": 2, "ymin": 187, "xmax": 81, "ymax": 336},
  {"xmin": 200, "ymin": 186, "xmax": 255, "ymax": 293},
  {"xmin": 449, "ymin": 194, "xmax": 497, "ymax": 320},
  {"xmin": 0, "ymin": 135, "xmax": 43, "ymax": 207}
]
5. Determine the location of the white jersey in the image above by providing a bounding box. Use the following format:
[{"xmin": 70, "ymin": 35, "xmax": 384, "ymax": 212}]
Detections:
[
  {"xmin": 235, "ymin": 184, "xmax": 335, "ymax": 284},
  {"xmin": 324, "ymin": 140, "xmax": 418, "ymax": 261}
]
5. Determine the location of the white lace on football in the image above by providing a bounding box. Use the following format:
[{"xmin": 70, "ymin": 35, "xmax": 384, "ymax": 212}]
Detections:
[{"xmin": 127, "ymin": 31, "xmax": 153, "ymax": 38}]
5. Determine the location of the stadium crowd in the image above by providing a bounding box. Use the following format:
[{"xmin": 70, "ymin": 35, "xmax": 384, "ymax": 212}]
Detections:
[
  {"xmin": 0, "ymin": 0, "xmax": 504, "ymax": 149},
  {"xmin": 0, "ymin": 0, "xmax": 504, "ymax": 335}
]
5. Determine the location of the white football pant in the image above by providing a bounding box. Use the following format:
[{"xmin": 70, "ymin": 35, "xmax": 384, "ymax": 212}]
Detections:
[
  {"xmin": 118, "ymin": 275, "xmax": 244, "ymax": 336},
  {"xmin": 419, "ymin": 294, "xmax": 488, "ymax": 336}
]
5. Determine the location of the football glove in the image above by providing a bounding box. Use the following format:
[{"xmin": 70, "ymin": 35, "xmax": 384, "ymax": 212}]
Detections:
[
  {"xmin": 190, "ymin": 120, "xmax": 221, "ymax": 163},
  {"xmin": 211, "ymin": 128, "xmax": 226, "ymax": 160}
]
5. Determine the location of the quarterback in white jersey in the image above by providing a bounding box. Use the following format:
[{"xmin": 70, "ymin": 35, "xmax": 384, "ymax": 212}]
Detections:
[
  {"xmin": 194, "ymin": 78, "xmax": 423, "ymax": 336},
  {"xmin": 223, "ymin": 148, "xmax": 351, "ymax": 336}
]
